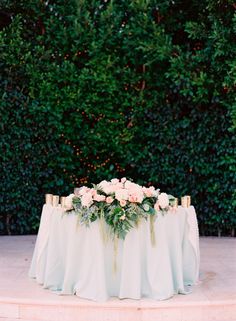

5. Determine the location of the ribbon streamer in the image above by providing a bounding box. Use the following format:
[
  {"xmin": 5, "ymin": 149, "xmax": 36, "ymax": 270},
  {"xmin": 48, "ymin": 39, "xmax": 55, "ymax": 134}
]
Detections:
[
  {"xmin": 99, "ymin": 209, "xmax": 108, "ymax": 243},
  {"xmin": 113, "ymin": 235, "xmax": 118, "ymax": 274},
  {"xmin": 150, "ymin": 215, "xmax": 156, "ymax": 247}
]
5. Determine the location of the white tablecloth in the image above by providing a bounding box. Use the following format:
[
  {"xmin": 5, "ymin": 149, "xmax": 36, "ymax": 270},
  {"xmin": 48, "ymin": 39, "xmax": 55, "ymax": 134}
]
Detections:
[{"xmin": 29, "ymin": 205, "xmax": 200, "ymax": 302}]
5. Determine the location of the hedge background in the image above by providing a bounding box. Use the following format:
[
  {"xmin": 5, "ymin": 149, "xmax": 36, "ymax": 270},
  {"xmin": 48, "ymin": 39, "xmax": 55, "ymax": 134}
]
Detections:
[{"xmin": 0, "ymin": 0, "xmax": 235, "ymax": 236}]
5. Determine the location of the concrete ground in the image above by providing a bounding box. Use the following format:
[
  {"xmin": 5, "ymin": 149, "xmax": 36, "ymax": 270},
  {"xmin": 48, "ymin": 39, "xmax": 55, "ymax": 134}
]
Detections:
[{"xmin": 0, "ymin": 236, "xmax": 236, "ymax": 321}]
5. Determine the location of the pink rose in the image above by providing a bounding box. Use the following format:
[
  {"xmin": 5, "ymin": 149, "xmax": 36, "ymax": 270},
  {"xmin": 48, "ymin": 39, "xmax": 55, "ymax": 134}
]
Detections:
[
  {"xmin": 154, "ymin": 202, "xmax": 160, "ymax": 212},
  {"xmin": 120, "ymin": 200, "xmax": 127, "ymax": 207},
  {"xmin": 146, "ymin": 190, "xmax": 153, "ymax": 197},
  {"xmin": 93, "ymin": 194, "xmax": 106, "ymax": 202},
  {"xmin": 142, "ymin": 186, "xmax": 155, "ymax": 197},
  {"xmin": 78, "ymin": 186, "xmax": 90, "ymax": 196},
  {"xmin": 120, "ymin": 214, "xmax": 126, "ymax": 220},
  {"xmin": 121, "ymin": 177, "xmax": 127, "ymax": 184},
  {"xmin": 129, "ymin": 195, "xmax": 137, "ymax": 203},
  {"xmin": 158, "ymin": 193, "xmax": 169, "ymax": 209},
  {"xmin": 128, "ymin": 190, "xmax": 143, "ymax": 203},
  {"xmin": 106, "ymin": 196, "xmax": 114, "ymax": 204},
  {"xmin": 91, "ymin": 189, "xmax": 97, "ymax": 197},
  {"xmin": 115, "ymin": 188, "xmax": 129, "ymax": 201},
  {"xmin": 81, "ymin": 192, "xmax": 93, "ymax": 208}
]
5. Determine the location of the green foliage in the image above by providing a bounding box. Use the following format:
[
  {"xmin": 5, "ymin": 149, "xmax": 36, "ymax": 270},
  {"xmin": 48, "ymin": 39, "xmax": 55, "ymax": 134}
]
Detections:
[{"xmin": 0, "ymin": 0, "xmax": 235, "ymax": 235}]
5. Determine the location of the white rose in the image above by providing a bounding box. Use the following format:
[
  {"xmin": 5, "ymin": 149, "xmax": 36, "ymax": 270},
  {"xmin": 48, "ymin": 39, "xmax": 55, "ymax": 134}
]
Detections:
[
  {"xmin": 65, "ymin": 193, "xmax": 75, "ymax": 210},
  {"xmin": 158, "ymin": 193, "xmax": 169, "ymax": 209}
]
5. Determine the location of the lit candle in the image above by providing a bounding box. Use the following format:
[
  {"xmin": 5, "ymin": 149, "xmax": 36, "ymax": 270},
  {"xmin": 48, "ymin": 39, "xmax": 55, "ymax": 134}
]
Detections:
[
  {"xmin": 74, "ymin": 187, "xmax": 80, "ymax": 196},
  {"xmin": 186, "ymin": 195, "xmax": 191, "ymax": 207},
  {"xmin": 181, "ymin": 196, "xmax": 188, "ymax": 208},
  {"xmin": 45, "ymin": 194, "xmax": 53, "ymax": 205},
  {"xmin": 173, "ymin": 198, "xmax": 178, "ymax": 208},
  {"xmin": 52, "ymin": 195, "xmax": 59, "ymax": 207},
  {"xmin": 60, "ymin": 196, "xmax": 66, "ymax": 208}
]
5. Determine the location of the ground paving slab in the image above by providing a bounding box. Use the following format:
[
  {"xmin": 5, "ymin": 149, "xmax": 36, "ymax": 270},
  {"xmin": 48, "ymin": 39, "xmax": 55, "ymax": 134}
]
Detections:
[{"xmin": 0, "ymin": 236, "xmax": 235, "ymax": 321}]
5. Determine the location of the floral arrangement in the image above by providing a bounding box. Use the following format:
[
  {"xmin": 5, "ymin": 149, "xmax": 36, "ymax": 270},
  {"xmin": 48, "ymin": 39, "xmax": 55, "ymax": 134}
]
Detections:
[{"xmin": 64, "ymin": 178, "xmax": 176, "ymax": 240}]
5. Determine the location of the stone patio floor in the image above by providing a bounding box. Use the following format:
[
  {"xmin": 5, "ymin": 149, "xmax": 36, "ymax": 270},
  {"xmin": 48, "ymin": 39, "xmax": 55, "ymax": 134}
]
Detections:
[{"xmin": 0, "ymin": 236, "xmax": 235, "ymax": 321}]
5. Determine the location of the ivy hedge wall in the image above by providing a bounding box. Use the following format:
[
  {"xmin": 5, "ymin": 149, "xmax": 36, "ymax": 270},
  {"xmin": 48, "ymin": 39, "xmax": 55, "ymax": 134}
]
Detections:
[{"xmin": 1, "ymin": 0, "xmax": 235, "ymax": 235}]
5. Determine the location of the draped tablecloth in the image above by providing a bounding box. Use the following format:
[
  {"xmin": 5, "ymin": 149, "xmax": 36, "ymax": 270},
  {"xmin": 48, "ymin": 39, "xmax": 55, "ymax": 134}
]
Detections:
[{"xmin": 29, "ymin": 205, "xmax": 200, "ymax": 302}]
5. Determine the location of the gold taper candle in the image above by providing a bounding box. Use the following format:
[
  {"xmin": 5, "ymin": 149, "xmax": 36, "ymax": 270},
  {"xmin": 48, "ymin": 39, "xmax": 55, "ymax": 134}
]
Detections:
[
  {"xmin": 60, "ymin": 196, "xmax": 66, "ymax": 208},
  {"xmin": 186, "ymin": 195, "xmax": 191, "ymax": 207},
  {"xmin": 45, "ymin": 194, "xmax": 53, "ymax": 205},
  {"xmin": 74, "ymin": 187, "xmax": 80, "ymax": 196},
  {"xmin": 181, "ymin": 196, "xmax": 188, "ymax": 208},
  {"xmin": 173, "ymin": 198, "xmax": 178, "ymax": 208},
  {"xmin": 52, "ymin": 195, "xmax": 59, "ymax": 207}
]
